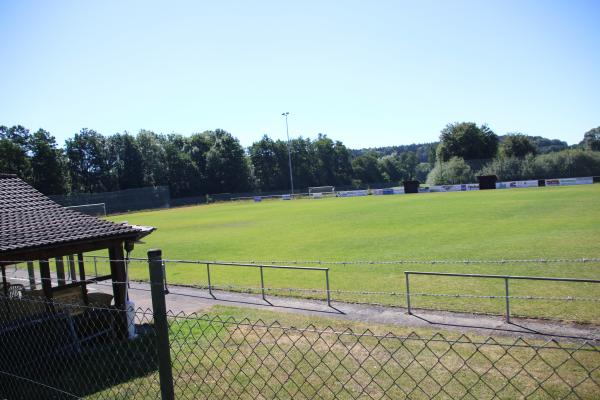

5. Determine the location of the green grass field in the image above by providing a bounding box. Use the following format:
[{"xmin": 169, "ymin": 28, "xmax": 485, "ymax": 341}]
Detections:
[
  {"xmin": 93, "ymin": 305, "xmax": 600, "ymax": 399},
  {"xmin": 107, "ymin": 185, "xmax": 600, "ymax": 322}
]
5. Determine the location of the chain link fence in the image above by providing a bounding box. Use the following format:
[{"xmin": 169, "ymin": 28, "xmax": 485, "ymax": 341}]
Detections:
[
  {"xmin": 0, "ymin": 295, "xmax": 599, "ymax": 399},
  {"xmin": 50, "ymin": 186, "xmax": 170, "ymax": 215},
  {"xmin": 2, "ymin": 252, "xmax": 600, "ymax": 400}
]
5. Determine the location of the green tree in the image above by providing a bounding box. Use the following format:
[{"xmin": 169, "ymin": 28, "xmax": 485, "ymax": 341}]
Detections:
[
  {"xmin": 500, "ymin": 133, "xmax": 537, "ymax": 158},
  {"xmin": 479, "ymin": 155, "xmax": 536, "ymax": 181},
  {"xmin": 162, "ymin": 134, "xmax": 198, "ymax": 197},
  {"xmin": 205, "ymin": 129, "xmax": 251, "ymax": 193},
  {"xmin": 188, "ymin": 131, "xmax": 215, "ymax": 190},
  {"xmin": 378, "ymin": 155, "xmax": 404, "ymax": 182},
  {"xmin": 29, "ymin": 129, "xmax": 67, "ymax": 194},
  {"xmin": 289, "ymin": 137, "xmax": 316, "ymax": 190},
  {"xmin": 249, "ymin": 135, "xmax": 287, "ymax": 191},
  {"xmin": 582, "ymin": 127, "xmax": 600, "ymax": 151},
  {"xmin": 312, "ymin": 134, "xmax": 337, "ymax": 186},
  {"xmin": 109, "ymin": 133, "xmax": 145, "ymax": 189},
  {"xmin": 332, "ymin": 140, "xmax": 353, "ymax": 185},
  {"xmin": 0, "ymin": 125, "xmax": 31, "ymax": 180},
  {"xmin": 426, "ymin": 157, "xmax": 475, "ymax": 185},
  {"xmin": 415, "ymin": 163, "xmax": 433, "ymax": 182},
  {"xmin": 136, "ymin": 130, "xmax": 168, "ymax": 187},
  {"xmin": 533, "ymin": 149, "xmax": 600, "ymax": 178},
  {"xmin": 351, "ymin": 151, "xmax": 383, "ymax": 184},
  {"xmin": 436, "ymin": 122, "xmax": 498, "ymax": 161},
  {"xmin": 65, "ymin": 129, "xmax": 113, "ymax": 192}
]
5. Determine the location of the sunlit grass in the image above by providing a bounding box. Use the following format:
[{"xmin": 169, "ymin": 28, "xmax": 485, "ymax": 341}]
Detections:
[{"xmin": 104, "ymin": 185, "xmax": 600, "ymax": 322}]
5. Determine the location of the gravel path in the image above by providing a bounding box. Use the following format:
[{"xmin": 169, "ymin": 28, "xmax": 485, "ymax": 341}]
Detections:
[{"xmin": 111, "ymin": 281, "xmax": 600, "ymax": 343}]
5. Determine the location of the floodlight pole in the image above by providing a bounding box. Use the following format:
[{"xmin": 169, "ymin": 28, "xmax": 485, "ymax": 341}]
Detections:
[{"xmin": 282, "ymin": 112, "xmax": 294, "ymax": 197}]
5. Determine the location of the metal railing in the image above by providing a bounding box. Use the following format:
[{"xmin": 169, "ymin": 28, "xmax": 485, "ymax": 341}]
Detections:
[
  {"xmin": 1, "ymin": 252, "xmax": 600, "ymax": 399},
  {"xmin": 202, "ymin": 261, "xmax": 332, "ymax": 307},
  {"xmin": 2, "ymin": 289, "xmax": 599, "ymax": 398},
  {"xmin": 405, "ymin": 271, "xmax": 600, "ymax": 322}
]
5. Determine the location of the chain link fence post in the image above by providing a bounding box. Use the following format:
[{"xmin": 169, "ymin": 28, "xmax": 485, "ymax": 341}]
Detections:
[{"xmin": 148, "ymin": 249, "xmax": 175, "ymax": 400}]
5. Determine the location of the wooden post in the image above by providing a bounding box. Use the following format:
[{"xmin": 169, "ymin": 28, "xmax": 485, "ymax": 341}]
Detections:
[
  {"xmin": 27, "ymin": 261, "xmax": 36, "ymax": 289},
  {"xmin": 109, "ymin": 245, "xmax": 127, "ymax": 310},
  {"xmin": 77, "ymin": 253, "xmax": 86, "ymax": 281},
  {"xmin": 1, "ymin": 265, "xmax": 7, "ymax": 296},
  {"xmin": 39, "ymin": 260, "xmax": 52, "ymax": 298},
  {"xmin": 148, "ymin": 249, "xmax": 175, "ymax": 400},
  {"xmin": 109, "ymin": 244, "xmax": 128, "ymax": 339},
  {"xmin": 55, "ymin": 257, "xmax": 65, "ymax": 286},
  {"xmin": 68, "ymin": 255, "xmax": 77, "ymax": 283},
  {"xmin": 77, "ymin": 254, "xmax": 88, "ymax": 304}
]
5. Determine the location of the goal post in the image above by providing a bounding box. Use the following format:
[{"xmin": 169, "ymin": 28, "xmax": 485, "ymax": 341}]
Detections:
[
  {"xmin": 308, "ymin": 186, "xmax": 335, "ymax": 198},
  {"xmin": 65, "ymin": 203, "xmax": 107, "ymax": 217}
]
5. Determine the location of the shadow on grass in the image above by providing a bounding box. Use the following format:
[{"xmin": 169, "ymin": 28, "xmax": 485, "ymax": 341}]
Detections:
[{"xmin": 0, "ymin": 308, "xmax": 159, "ymax": 399}]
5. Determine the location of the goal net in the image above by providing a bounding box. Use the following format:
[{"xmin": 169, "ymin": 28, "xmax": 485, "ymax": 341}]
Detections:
[
  {"xmin": 65, "ymin": 203, "xmax": 107, "ymax": 217},
  {"xmin": 308, "ymin": 186, "xmax": 335, "ymax": 197}
]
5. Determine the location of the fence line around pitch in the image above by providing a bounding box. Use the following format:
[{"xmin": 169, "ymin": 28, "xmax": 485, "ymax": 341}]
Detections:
[
  {"xmin": 6, "ymin": 270, "xmax": 600, "ymax": 305},
  {"xmin": 200, "ymin": 261, "xmax": 332, "ymax": 307},
  {"xmin": 82, "ymin": 254, "xmax": 600, "ymax": 265},
  {"xmin": 4, "ymin": 257, "xmax": 600, "ymax": 324},
  {"xmin": 1, "ymin": 294, "xmax": 599, "ymax": 399},
  {"xmin": 404, "ymin": 271, "xmax": 600, "ymax": 323}
]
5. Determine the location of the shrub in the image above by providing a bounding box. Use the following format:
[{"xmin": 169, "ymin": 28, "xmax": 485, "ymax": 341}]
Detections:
[{"xmin": 426, "ymin": 157, "xmax": 475, "ymax": 185}]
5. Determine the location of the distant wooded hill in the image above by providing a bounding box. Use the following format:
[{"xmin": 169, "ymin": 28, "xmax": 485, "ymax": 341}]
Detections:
[{"xmin": 352, "ymin": 135, "xmax": 570, "ymax": 162}]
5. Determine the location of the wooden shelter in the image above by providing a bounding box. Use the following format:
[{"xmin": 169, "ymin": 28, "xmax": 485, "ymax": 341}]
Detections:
[{"xmin": 0, "ymin": 173, "xmax": 154, "ymax": 333}]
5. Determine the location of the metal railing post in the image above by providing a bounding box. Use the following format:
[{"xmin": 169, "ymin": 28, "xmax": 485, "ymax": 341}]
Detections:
[
  {"xmin": 504, "ymin": 277, "xmax": 511, "ymax": 323},
  {"xmin": 206, "ymin": 263, "xmax": 214, "ymax": 298},
  {"xmin": 148, "ymin": 249, "xmax": 175, "ymax": 400},
  {"xmin": 260, "ymin": 265, "xmax": 266, "ymax": 302},
  {"xmin": 93, "ymin": 256, "xmax": 98, "ymax": 278},
  {"xmin": 405, "ymin": 272, "xmax": 412, "ymax": 315},
  {"xmin": 162, "ymin": 261, "xmax": 169, "ymax": 295},
  {"xmin": 325, "ymin": 269, "xmax": 331, "ymax": 307}
]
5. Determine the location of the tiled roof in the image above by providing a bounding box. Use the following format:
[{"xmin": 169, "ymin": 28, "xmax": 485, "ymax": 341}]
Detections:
[{"xmin": 0, "ymin": 174, "xmax": 143, "ymax": 253}]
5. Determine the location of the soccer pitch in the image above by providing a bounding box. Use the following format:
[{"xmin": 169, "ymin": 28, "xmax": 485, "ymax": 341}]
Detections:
[{"xmin": 110, "ymin": 185, "xmax": 600, "ymax": 322}]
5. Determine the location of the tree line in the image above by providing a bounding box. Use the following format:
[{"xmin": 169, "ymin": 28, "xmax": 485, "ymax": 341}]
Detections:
[
  {"xmin": 1, "ymin": 123, "xmax": 599, "ymax": 197},
  {"xmin": 424, "ymin": 123, "xmax": 600, "ymax": 185}
]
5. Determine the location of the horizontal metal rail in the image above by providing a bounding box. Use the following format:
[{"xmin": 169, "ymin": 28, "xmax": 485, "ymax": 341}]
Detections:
[
  {"xmin": 404, "ymin": 271, "xmax": 600, "ymax": 284},
  {"xmin": 405, "ymin": 271, "xmax": 600, "ymax": 322},
  {"xmin": 204, "ymin": 261, "xmax": 328, "ymax": 271},
  {"xmin": 201, "ymin": 261, "xmax": 331, "ymax": 307},
  {"xmin": 81, "ymin": 255, "xmax": 600, "ymax": 265}
]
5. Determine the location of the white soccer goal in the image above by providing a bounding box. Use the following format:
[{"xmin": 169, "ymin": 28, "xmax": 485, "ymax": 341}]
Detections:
[
  {"xmin": 65, "ymin": 203, "xmax": 107, "ymax": 217},
  {"xmin": 308, "ymin": 186, "xmax": 335, "ymax": 198}
]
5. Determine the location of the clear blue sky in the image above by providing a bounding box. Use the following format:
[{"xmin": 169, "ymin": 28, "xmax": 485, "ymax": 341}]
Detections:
[{"xmin": 1, "ymin": 0, "xmax": 598, "ymax": 148}]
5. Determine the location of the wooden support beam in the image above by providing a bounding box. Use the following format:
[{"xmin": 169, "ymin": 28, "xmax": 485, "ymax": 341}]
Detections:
[
  {"xmin": 109, "ymin": 244, "xmax": 127, "ymax": 310},
  {"xmin": 55, "ymin": 257, "xmax": 66, "ymax": 286},
  {"xmin": 67, "ymin": 255, "xmax": 76, "ymax": 283},
  {"xmin": 27, "ymin": 261, "xmax": 36, "ymax": 289},
  {"xmin": 109, "ymin": 244, "xmax": 128, "ymax": 339},
  {"xmin": 1, "ymin": 265, "xmax": 7, "ymax": 296},
  {"xmin": 39, "ymin": 259, "xmax": 53, "ymax": 299},
  {"xmin": 77, "ymin": 253, "xmax": 85, "ymax": 281}
]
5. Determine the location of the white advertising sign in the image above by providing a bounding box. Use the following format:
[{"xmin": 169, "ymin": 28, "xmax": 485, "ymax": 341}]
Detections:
[
  {"xmin": 496, "ymin": 180, "xmax": 538, "ymax": 189},
  {"xmin": 545, "ymin": 177, "xmax": 593, "ymax": 186},
  {"xmin": 337, "ymin": 190, "xmax": 369, "ymax": 197}
]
